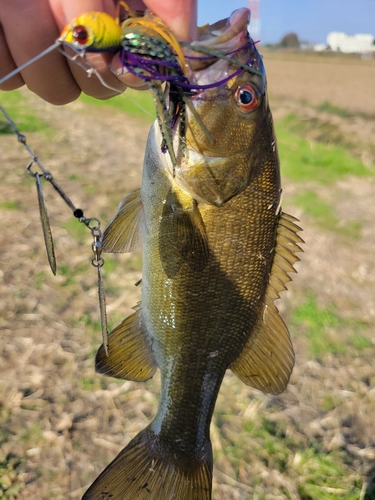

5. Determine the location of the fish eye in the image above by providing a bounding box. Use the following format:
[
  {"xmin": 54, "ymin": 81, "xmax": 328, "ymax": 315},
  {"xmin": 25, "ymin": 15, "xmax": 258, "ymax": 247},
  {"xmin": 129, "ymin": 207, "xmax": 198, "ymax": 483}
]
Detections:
[
  {"xmin": 235, "ymin": 84, "xmax": 259, "ymax": 112},
  {"xmin": 72, "ymin": 25, "xmax": 89, "ymax": 45}
]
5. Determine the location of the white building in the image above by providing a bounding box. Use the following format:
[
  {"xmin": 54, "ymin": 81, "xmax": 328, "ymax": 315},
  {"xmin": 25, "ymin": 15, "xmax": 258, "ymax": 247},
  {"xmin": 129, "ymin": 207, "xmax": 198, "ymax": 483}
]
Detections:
[{"xmin": 327, "ymin": 32, "xmax": 375, "ymax": 53}]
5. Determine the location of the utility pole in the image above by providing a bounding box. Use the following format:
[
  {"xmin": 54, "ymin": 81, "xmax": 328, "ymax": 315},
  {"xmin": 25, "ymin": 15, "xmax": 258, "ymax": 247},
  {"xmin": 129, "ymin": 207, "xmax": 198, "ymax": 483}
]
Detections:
[{"xmin": 248, "ymin": 0, "xmax": 261, "ymax": 42}]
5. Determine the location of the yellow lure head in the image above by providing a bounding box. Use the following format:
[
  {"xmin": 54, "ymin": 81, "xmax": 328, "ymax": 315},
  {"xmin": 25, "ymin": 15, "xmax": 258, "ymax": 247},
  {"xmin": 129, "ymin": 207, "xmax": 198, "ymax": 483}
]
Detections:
[
  {"xmin": 59, "ymin": 12, "xmax": 122, "ymax": 51},
  {"xmin": 59, "ymin": 8, "xmax": 186, "ymax": 70}
]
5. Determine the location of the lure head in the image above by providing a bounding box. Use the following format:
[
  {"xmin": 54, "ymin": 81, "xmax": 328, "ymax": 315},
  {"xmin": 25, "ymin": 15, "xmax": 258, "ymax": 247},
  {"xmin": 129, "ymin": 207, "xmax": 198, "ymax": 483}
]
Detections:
[{"xmin": 59, "ymin": 12, "xmax": 122, "ymax": 52}]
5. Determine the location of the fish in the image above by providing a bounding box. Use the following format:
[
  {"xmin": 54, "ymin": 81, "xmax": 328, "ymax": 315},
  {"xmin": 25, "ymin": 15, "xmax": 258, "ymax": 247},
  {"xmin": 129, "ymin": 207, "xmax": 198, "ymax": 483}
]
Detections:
[{"xmin": 83, "ymin": 7, "xmax": 303, "ymax": 500}]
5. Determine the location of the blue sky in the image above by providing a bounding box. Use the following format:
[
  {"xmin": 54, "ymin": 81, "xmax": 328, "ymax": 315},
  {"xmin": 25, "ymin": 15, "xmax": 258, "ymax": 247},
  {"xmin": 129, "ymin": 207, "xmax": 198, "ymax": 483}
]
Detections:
[{"xmin": 198, "ymin": 0, "xmax": 375, "ymax": 44}]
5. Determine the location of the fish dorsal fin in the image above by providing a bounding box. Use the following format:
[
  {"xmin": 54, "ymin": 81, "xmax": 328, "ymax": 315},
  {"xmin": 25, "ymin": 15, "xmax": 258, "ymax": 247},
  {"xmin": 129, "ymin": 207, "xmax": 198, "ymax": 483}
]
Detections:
[
  {"xmin": 101, "ymin": 188, "xmax": 145, "ymax": 253},
  {"xmin": 230, "ymin": 212, "xmax": 303, "ymax": 395},
  {"xmin": 269, "ymin": 212, "xmax": 303, "ymax": 300},
  {"xmin": 95, "ymin": 305, "xmax": 158, "ymax": 382}
]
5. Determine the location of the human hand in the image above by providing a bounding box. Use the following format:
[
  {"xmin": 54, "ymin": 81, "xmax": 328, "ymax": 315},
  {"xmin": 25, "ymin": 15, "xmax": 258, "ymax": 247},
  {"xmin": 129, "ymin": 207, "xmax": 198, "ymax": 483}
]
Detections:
[{"xmin": 0, "ymin": 0, "xmax": 197, "ymax": 104}]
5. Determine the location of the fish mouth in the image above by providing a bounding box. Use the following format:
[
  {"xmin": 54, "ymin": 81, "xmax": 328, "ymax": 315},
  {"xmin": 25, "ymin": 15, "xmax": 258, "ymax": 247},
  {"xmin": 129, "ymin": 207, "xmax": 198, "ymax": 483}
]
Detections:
[
  {"xmin": 196, "ymin": 8, "xmax": 251, "ymax": 48},
  {"xmin": 184, "ymin": 8, "xmax": 265, "ymax": 90}
]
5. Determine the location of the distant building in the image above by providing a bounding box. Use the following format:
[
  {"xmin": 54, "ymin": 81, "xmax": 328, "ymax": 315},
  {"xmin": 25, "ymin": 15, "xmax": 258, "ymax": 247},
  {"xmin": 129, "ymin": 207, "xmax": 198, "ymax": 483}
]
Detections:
[
  {"xmin": 327, "ymin": 32, "xmax": 375, "ymax": 53},
  {"xmin": 313, "ymin": 43, "xmax": 328, "ymax": 52}
]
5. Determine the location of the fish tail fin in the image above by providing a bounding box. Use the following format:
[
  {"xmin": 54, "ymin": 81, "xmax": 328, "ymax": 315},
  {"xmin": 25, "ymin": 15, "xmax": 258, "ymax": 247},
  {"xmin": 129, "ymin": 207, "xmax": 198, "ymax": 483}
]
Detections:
[{"xmin": 82, "ymin": 425, "xmax": 213, "ymax": 500}]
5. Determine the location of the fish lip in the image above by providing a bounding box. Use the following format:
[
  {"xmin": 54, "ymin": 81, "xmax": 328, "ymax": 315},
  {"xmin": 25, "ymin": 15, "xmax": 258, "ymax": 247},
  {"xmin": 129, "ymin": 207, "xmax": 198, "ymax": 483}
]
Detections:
[
  {"xmin": 185, "ymin": 8, "xmax": 265, "ymax": 88},
  {"xmin": 195, "ymin": 8, "xmax": 251, "ymax": 48}
]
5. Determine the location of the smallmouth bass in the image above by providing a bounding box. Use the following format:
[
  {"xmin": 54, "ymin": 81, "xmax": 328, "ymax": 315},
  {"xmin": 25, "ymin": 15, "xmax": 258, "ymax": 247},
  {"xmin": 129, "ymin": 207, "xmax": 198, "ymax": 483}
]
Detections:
[{"xmin": 84, "ymin": 8, "xmax": 303, "ymax": 500}]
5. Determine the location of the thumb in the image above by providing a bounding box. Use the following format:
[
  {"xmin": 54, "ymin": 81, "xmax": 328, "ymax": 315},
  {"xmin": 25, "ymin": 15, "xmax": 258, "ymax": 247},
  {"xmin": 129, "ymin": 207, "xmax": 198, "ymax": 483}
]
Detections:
[{"xmin": 144, "ymin": 0, "xmax": 197, "ymax": 42}]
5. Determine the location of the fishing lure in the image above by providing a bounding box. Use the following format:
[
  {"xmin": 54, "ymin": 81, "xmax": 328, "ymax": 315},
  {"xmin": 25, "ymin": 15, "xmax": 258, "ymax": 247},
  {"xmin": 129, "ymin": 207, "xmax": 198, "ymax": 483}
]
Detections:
[
  {"xmin": 57, "ymin": 6, "xmax": 264, "ymax": 168},
  {"xmin": 0, "ymin": 5, "xmax": 262, "ymax": 170},
  {"xmin": 58, "ymin": 4, "xmax": 189, "ymax": 168}
]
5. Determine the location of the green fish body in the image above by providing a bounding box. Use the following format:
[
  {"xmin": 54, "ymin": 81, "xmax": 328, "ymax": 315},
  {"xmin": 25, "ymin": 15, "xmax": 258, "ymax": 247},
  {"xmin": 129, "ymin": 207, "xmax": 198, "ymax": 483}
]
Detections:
[{"xmin": 84, "ymin": 8, "xmax": 303, "ymax": 500}]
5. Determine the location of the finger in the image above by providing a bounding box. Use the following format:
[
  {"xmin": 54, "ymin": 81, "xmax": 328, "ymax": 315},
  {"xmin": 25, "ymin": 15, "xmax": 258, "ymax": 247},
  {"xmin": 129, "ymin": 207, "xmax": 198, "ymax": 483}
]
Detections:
[
  {"xmin": 50, "ymin": 0, "xmax": 126, "ymax": 99},
  {"xmin": 0, "ymin": 0, "xmax": 80, "ymax": 104},
  {"xmin": 145, "ymin": 0, "xmax": 198, "ymax": 41},
  {"xmin": 0, "ymin": 24, "xmax": 24, "ymax": 90},
  {"xmin": 110, "ymin": 53, "xmax": 148, "ymax": 90}
]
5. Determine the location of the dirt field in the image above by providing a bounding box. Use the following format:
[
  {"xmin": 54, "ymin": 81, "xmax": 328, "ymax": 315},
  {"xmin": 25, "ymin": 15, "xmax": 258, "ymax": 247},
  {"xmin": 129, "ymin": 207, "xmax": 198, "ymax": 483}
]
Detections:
[
  {"xmin": 0, "ymin": 51, "xmax": 374, "ymax": 500},
  {"xmin": 264, "ymin": 50, "xmax": 375, "ymax": 116}
]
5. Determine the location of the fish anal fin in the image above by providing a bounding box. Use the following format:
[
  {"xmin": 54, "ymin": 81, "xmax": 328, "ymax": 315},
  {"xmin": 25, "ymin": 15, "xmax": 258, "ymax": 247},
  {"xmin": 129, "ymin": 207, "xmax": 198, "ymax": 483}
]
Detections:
[
  {"xmin": 230, "ymin": 212, "xmax": 303, "ymax": 395},
  {"xmin": 95, "ymin": 306, "xmax": 157, "ymax": 382},
  {"xmin": 82, "ymin": 426, "xmax": 212, "ymax": 500},
  {"xmin": 102, "ymin": 188, "xmax": 145, "ymax": 253},
  {"xmin": 230, "ymin": 299, "xmax": 295, "ymax": 394}
]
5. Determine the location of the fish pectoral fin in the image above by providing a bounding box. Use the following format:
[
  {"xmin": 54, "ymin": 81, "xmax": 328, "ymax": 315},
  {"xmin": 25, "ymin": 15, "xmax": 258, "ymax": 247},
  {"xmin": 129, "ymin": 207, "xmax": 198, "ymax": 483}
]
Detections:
[
  {"xmin": 160, "ymin": 197, "xmax": 210, "ymax": 277},
  {"xmin": 230, "ymin": 212, "xmax": 303, "ymax": 395},
  {"xmin": 230, "ymin": 298, "xmax": 294, "ymax": 394},
  {"xmin": 101, "ymin": 188, "xmax": 145, "ymax": 253},
  {"xmin": 172, "ymin": 200, "xmax": 210, "ymax": 272},
  {"xmin": 95, "ymin": 305, "xmax": 157, "ymax": 382}
]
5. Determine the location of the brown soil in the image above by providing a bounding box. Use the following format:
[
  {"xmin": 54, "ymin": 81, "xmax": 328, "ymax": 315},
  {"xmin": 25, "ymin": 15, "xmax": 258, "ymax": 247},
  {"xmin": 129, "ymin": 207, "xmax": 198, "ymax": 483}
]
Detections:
[{"xmin": 263, "ymin": 50, "xmax": 375, "ymax": 116}]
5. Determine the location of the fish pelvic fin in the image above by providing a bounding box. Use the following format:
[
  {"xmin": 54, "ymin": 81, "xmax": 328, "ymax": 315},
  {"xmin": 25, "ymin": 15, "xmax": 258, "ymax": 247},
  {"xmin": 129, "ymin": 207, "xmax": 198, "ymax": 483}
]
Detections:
[
  {"xmin": 230, "ymin": 212, "xmax": 304, "ymax": 395},
  {"xmin": 82, "ymin": 426, "xmax": 213, "ymax": 500},
  {"xmin": 102, "ymin": 188, "xmax": 145, "ymax": 253},
  {"xmin": 95, "ymin": 305, "xmax": 157, "ymax": 382}
]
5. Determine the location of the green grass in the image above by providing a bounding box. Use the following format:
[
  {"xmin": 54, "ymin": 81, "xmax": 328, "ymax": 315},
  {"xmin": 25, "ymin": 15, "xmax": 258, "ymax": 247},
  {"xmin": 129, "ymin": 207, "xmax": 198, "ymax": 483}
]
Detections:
[
  {"xmin": 80, "ymin": 88, "xmax": 155, "ymax": 124},
  {"xmin": 0, "ymin": 90, "xmax": 49, "ymax": 134},
  {"xmin": 0, "ymin": 454, "xmax": 25, "ymax": 500},
  {"xmin": 350, "ymin": 336, "xmax": 373, "ymax": 350},
  {"xmin": 293, "ymin": 294, "xmax": 344, "ymax": 360},
  {"xmin": 0, "ymin": 201, "xmax": 21, "ymax": 210},
  {"xmin": 316, "ymin": 101, "xmax": 353, "ymax": 118},
  {"xmin": 81, "ymin": 312, "xmax": 102, "ymax": 333},
  {"xmin": 216, "ymin": 401, "xmax": 364, "ymax": 499},
  {"xmin": 279, "ymin": 113, "xmax": 356, "ymax": 151},
  {"xmin": 295, "ymin": 449, "xmax": 360, "ymax": 500},
  {"xmin": 292, "ymin": 294, "xmax": 371, "ymax": 361},
  {"xmin": 292, "ymin": 190, "xmax": 362, "ymax": 238},
  {"xmin": 276, "ymin": 123, "xmax": 370, "ymax": 183},
  {"xmin": 61, "ymin": 216, "xmax": 91, "ymax": 243},
  {"xmin": 78, "ymin": 375, "xmax": 108, "ymax": 391}
]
